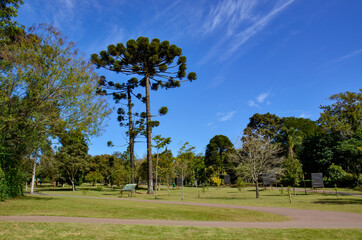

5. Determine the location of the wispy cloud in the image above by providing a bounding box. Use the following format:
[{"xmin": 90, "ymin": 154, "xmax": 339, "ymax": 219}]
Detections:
[
  {"xmin": 200, "ymin": 0, "xmax": 295, "ymax": 64},
  {"xmin": 331, "ymin": 48, "xmax": 362, "ymax": 63},
  {"xmin": 299, "ymin": 112, "xmax": 312, "ymax": 119},
  {"xmin": 249, "ymin": 91, "xmax": 271, "ymax": 107},
  {"xmin": 257, "ymin": 92, "xmax": 270, "ymax": 103},
  {"xmin": 248, "ymin": 100, "xmax": 259, "ymax": 107},
  {"xmin": 217, "ymin": 111, "xmax": 236, "ymax": 122}
]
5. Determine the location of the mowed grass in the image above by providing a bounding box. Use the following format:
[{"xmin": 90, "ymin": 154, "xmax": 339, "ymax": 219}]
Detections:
[
  {"xmin": 1, "ymin": 222, "xmax": 362, "ymax": 240},
  {"xmin": 0, "ymin": 195, "xmax": 287, "ymax": 222},
  {"xmin": 35, "ymin": 184, "xmax": 362, "ymax": 213}
]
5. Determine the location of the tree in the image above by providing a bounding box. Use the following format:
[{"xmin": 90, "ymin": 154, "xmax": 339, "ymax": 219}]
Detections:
[
  {"xmin": 98, "ymin": 76, "xmax": 145, "ymax": 184},
  {"xmin": 231, "ymin": 136, "xmax": 283, "ymax": 198},
  {"xmin": 92, "ymin": 37, "xmax": 197, "ymax": 194},
  {"xmin": 327, "ymin": 163, "xmax": 346, "ymax": 187},
  {"xmin": 0, "ymin": 24, "xmax": 110, "ymax": 197},
  {"xmin": 56, "ymin": 130, "xmax": 89, "ymax": 191},
  {"xmin": 319, "ymin": 89, "xmax": 361, "ymax": 183},
  {"xmin": 281, "ymin": 157, "xmax": 303, "ymax": 193},
  {"xmin": 175, "ymin": 142, "xmax": 195, "ymax": 200},
  {"xmin": 152, "ymin": 135, "xmax": 171, "ymax": 198},
  {"xmin": 205, "ymin": 135, "xmax": 234, "ymax": 176},
  {"xmin": 319, "ymin": 89, "xmax": 361, "ymax": 138},
  {"xmin": 243, "ymin": 113, "xmax": 281, "ymax": 141}
]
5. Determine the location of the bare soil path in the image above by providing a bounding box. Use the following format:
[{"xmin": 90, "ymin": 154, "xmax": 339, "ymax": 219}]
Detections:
[{"xmin": 1, "ymin": 193, "xmax": 361, "ymax": 228}]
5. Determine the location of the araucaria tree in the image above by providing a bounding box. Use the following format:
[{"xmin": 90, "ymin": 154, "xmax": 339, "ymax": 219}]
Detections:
[
  {"xmin": 92, "ymin": 37, "xmax": 197, "ymax": 194},
  {"xmin": 232, "ymin": 136, "xmax": 283, "ymax": 198},
  {"xmin": 98, "ymin": 76, "xmax": 145, "ymax": 184}
]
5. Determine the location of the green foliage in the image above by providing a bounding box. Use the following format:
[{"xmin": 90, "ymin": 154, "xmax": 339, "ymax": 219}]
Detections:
[
  {"xmin": 205, "ymin": 135, "xmax": 235, "ymax": 181},
  {"xmin": 236, "ymin": 177, "xmax": 245, "ymax": 192},
  {"xmin": 281, "ymin": 157, "xmax": 303, "ymax": 187},
  {"xmin": 85, "ymin": 171, "xmax": 104, "ymax": 186},
  {"xmin": 0, "ymin": 164, "xmax": 8, "ymax": 201},
  {"xmin": 243, "ymin": 113, "xmax": 281, "ymax": 141},
  {"xmin": 56, "ymin": 130, "xmax": 90, "ymax": 191},
  {"xmin": 319, "ymin": 89, "xmax": 361, "ymax": 138},
  {"xmin": 327, "ymin": 164, "xmax": 346, "ymax": 186},
  {"xmin": 92, "ymin": 36, "xmax": 197, "ymax": 193}
]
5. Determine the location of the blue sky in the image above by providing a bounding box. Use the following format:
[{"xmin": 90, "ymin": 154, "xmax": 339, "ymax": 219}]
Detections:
[{"xmin": 17, "ymin": 0, "xmax": 361, "ymax": 157}]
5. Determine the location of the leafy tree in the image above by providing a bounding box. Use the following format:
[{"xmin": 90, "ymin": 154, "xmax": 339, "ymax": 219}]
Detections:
[
  {"xmin": 152, "ymin": 135, "xmax": 171, "ymax": 198},
  {"xmin": 319, "ymin": 89, "xmax": 361, "ymax": 183},
  {"xmin": 92, "ymin": 37, "xmax": 197, "ymax": 193},
  {"xmin": 231, "ymin": 136, "xmax": 283, "ymax": 198},
  {"xmin": 175, "ymin": 142, "xmax": 195, "ymax": 200},
  {"xmin": 243, "ymin": 113, "xmax": 281, "ymax": 141},
  {"xmin": 319, "ymin": 89, "xmax": 361, "ymax": 138},
  {"xmin": 85, "ymin": 171, "xmax": 104, "ymax": 186},
  {"xmin": 205, "ymin": 135, "xmax": 235, "ymax": 176},
  {"xmin": 281, "ymin": 157, "xmax": 303, "ymax": 193},
  {"xmin": 0, "ymin": 24, "xmax": 110, "ymax": 197},
  {"xmin": 327, "ymin": 163, "xmax": 346, "ymax": 187},
  {"xmin": 56, "ymin": 130, "xmax": 90, "ymax": 191}
]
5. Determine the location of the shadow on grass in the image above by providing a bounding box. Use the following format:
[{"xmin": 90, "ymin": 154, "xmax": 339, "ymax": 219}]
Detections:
[
  {"xmin": 313, "ymin": 198, "xmax": 362, "ymax": 205},
  {"xmin": 21, "ymin": 196, "xmax": 54, "ymax": 201}
]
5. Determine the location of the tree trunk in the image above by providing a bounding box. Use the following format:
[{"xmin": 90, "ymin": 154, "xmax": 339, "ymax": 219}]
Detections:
[
  {"xmin": 71, "ymin": 180, "xmax": 75, "ymax": 191},
  {"xmin": 255, "ymin": 180, "xmax": 259, "ymax": 198},
  {"xmin": 145, "ymin": 75, "xmax": 153, "ymax": 194},
  {"xmin": 127, "ymin": 88, "xmax": 135, "ymax": 185},
  {"xmin": 30, "ymin": 150, "xmax": 38, "ymax": 194},
  {"xmin": 155, "ymin": 152, "xmax": 159, "ymax": 199},
  {"xmin": 181, "ymin": 168, "xmax": 184, "ymax": 200}
]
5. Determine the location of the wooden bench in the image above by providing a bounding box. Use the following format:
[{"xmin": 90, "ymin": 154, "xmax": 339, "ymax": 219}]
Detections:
[{"xmin": 120, "ymin": 184, "xmax": 137, "ymax": 197}]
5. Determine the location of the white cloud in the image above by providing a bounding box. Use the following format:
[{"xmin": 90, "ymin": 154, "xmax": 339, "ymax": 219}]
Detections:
[
  {"xmin": 299, "ymin": 112, "xmax": 311, "ymax": 118},
  {"xmin": 217, "ymin": 111, "xmax": 236, "ymax": 122},
  {"xmin": 248, "ymin": 100, "xmax": 259, "ymax": 107},
  {"xmin": 257, "ymin": 92, "xmax": 270, "ymax": 103},
  {"xmin": 200, "ymin": 0, "xmax": 295, "ymax": 64},
  {"xmin": 331, "ymin": 48, "xmax": 362, "ymax": 63},
  {"xmin": 249, "ymin": 91, "xmax": 271, "ymax": 107}
]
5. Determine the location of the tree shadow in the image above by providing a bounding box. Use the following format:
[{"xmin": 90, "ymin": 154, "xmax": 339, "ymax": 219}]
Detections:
[
  {"xmin": 313, "ymin": 198, "xmax": 362, "ymax": 205},
  {"xmin": 21, "ymin": 196, "xmax": 54, "ymax": 201}
]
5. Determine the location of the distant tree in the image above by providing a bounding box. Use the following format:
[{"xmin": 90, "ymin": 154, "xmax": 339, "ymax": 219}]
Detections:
[
  {"xmin": 205, "ymin": 135, "xmax": 235, "ymax": 177},
  {"xmin": 243, "ymin": 113, "xmax": 281, "ymax": 141},
  {"xmin": 85, "ymin": 171, "xmax": 104, "ymax": 186},
  {"xmin": 56, "ymin": 130, "xmax": 90, "ymax": 191},
  {"xmin": 327, "ymin": 163, "xmax": 346, "ymax": 187},
  {"xmin": 175, "ymin": 142, "xmax": 195, "ymax": 200},
  {"xmin": 319, "ymin": 89, "xmax": 361, "ymax": 138},
  {"xmin": 281, "ymin": 157, "xmax": 303, "ymax": 194},
  {"xmin": 92, "ymin": 37, "xmax": 197, "ymax": 194},
  {"xmin": 319, "ymin": 89, "xmax": 361, "ymax": 183},
  {"xmin": 152, "ymin": 135, "xmax": 171, "ymax": 198},
  {"xmin": 231, "ymin": 136, "xmax": 283, "ymax": 198}
]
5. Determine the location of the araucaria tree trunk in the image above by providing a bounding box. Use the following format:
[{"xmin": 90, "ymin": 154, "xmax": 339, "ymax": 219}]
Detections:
[
  {"xmin": 127, "ymin": 88, "xmax": 135, "ymax": 184},
  {"xmin": 145, "ymin": 75, "xmax": 153, "ymax": 194}
]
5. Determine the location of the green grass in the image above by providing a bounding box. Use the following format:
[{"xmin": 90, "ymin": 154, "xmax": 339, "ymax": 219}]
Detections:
[
  {"xmin": 34, "ymin": 184, "xmax": 362, "ymax": 213},
  {"xmin": 0, "ymin": 195, "xmax": 287, "ymax": 222},
  {"xmin": 1, "ymin": 222, "xmax": 361, "ymax": 240}
]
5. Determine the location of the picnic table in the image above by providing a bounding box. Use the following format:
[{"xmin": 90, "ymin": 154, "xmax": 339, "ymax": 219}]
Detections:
[{"xmin": 120, "ymin": 184, "xmax": 137, "ymax": 197}]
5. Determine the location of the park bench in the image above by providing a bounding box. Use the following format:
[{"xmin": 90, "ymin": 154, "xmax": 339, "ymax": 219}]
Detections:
[{"xmin": 120, "ymin": 183, "xmax": 137, "ymax": 197}]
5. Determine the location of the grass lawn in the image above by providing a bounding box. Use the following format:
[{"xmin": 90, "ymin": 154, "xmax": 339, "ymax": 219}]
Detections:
[
  {"xmin": 0, "ymin": 195, "xmax": 287, "ymax": 222},
  {"xmin": 1, "ymin": 222, "xmax": 361, "ymax": 240},
  {"xmin": 34, "ymin": 184, "xmax": 362, "ymax": 213}
]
